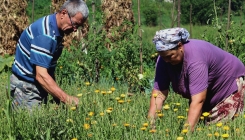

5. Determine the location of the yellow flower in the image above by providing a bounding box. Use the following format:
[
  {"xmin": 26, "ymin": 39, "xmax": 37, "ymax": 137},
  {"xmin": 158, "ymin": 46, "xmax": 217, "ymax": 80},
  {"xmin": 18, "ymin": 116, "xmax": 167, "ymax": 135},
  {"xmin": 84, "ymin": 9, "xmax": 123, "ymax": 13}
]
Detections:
[
  {"xmin": 235, "ymin": 128, "xmax": 240, "ymax": 132},
  {"xmin": 127, "ymin": 99, "xmax": 131, "ymax": 103},
  {"xmin": 200, "ymin": 116, "xmax": 204, "ymax": 120},
  {"xmin": 107, "ymin": 90, "xmax": 112, "ymax": 94},
  {"xmin": 85, "ymin": 118, "xmax": 90, "ymax": 121},
  {"xmin": 77, "ymin": 93, "xmax": 83, "ymax": 97},
  {"xmin": 153, "ymin": 93, "xmax": 158, "ymax": 98},
  {"xmin": 94, "ymin": 90, "xmax": 100, "ymax": 93},
  {"xmin": 183, "ymin": 123, "xmax": 189, "ymax": 127},
  {"xmin": 118, "ymin": 100, "xmax": 124, "ymax": 104},
  {"xmin": 221, "ymin": 133, "xmax": 229, "ymax": 138},
  {"xmin": 177, "ymin": 116, "xmax": 185, "ymax": 119},
  {"xmin": 181, "ymin": 129, "xmax": 188, "ymax": 134},
  {"xmin": 124, "ymin": 123, "xmax": 130, "ymax": 127},
  {"xmin": 71, "ymin": 138, "xmax": 77, "ymax": 140},
  {"xmin": 107, "ymin": 107, "xmax": 113, "ymax": 110},
  {"xmin": 223, "ymin": 126, "xmax": 229, "ymax": 130},
  {"xmin": 85, "ymin": 82, "xmax": 90, "ymax": 86},
  {"xmin": 83, "ymin": 123, "xmax": 90, "ymax": 129},
  {"xmin": 106, "ymin": 110, "xmax": 112, "ymax": 113},
  {"xmin": 115, "ymin": 97, "xmax": 120, "ymax": 100},
  {"xmin": 60, "ymin": 66, "xmax": 63, "ymax": 69},
  {"xmin": 66, "ymin": 119, "xmax": 73, "ymax": 123},
  {"xmin": 234, "ymin": 113, "xmax": 239, "ymax": 117},
  {"xmin": 70, "ymin": 107, "xmax": 76, "ymax": 111},
  {"xmin": 140, "ymin": 127, "xmax": 147, "ymax": 131},
  {"xmin": 158, "ymin": 113, "xmax": 164, "ymax": 118},
  {"xmin": 110, "ymin": 87, "xmax": 116, "ymax": 92},
  {"xmin": 163, "ymin": 105, "xmax": 170, "ymax": 110},
  {"xmin": 101, "ymin": 91, "xmax": 106, "ymax": 95},
  {"xmin": 88, "ymin": 112, "xmax": 94, "ymax": 116},
  {"xmin": 143, "ymin": 123, "xmax": 148, "ymax": 127},
  {"xmin": 207, "ymin": 133, "xmax": 212, "ymax": 137},
  {"xmin": 214, "ymin": 132, "xmax": 219, "ymax": 137},
  {"xmin": 120, "ymin": 94, "xmax": 126, "ymax": 98},
  {"xmin": 176, "ymin": 136, "xmax": 184, "ymax": 140},
  {"xmin": 100, "ymin": 112, "xmax": 104, "ymax": 116},
  {"xmin": 173, "ymin": 108, "xmax": 178, "ymax": 112},
  {"xmin": 165, "ymin": 129, "xmax": 170, "ymax": 132},
  {"xmin": 186, "ymin": 108, "xmax": 189, "ymax": 112},
  {"xmin": 216, "ymin": 122, "xmax": 222, "ymax": 127},
  {"xmin": 149, "ymin": 129, "xmax": 157, "ymax": 133},
  {"xmin": 202, "ymin": 112, "xmax": 210, "ymax": 117},
  {"xmin": 196, "ymin": 127, "xmax": 202, "ymax": 131},
  {"xmin": 112, "ymin": 123, "xmax": 117, "ymax": 126},
  {"xmin": 175, "ymin": 103, "xmax": 181, "ymax": 106}
]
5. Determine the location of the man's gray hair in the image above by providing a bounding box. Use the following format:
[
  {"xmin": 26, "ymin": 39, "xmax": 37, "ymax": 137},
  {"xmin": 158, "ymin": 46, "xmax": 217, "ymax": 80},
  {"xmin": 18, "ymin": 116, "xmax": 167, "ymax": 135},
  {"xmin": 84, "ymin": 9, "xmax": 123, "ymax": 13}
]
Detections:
[{"xmin": 60, "ymin": 0, "xmax": 89, "ymax": 19}]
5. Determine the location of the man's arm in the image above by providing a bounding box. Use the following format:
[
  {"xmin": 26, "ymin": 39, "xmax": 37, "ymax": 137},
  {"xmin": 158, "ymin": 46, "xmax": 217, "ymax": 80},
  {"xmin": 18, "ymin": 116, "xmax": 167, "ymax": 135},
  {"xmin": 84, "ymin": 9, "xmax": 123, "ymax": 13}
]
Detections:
[
  {"xmin": 187, "ymin": 89, "xmax": 207, "ymax": 131},
  {"xmin": 35, "ymin": 65, "xmax": 78, "ymax": 105},
  {"xmin": 148, "ymin": 89, "xmax": 168, "ymax": 118}
]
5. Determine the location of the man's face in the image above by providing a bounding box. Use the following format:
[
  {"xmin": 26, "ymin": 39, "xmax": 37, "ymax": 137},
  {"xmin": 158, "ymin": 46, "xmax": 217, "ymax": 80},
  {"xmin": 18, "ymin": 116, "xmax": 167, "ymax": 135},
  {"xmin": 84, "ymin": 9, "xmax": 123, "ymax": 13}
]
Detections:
[
  {"xmin": 158, "ymin": 45, "xmax": 184, "ymax": 65},
  {"xmin": 62, "ymin": 11, "xmax": 85, "ymax": 35}
]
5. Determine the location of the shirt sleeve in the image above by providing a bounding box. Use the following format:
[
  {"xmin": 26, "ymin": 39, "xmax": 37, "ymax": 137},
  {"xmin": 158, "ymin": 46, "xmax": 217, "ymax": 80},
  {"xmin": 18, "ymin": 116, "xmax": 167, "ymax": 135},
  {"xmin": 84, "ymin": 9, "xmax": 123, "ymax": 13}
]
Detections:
[
  {"xmin": 153, "ymin": 56, "xmax": 170, "ymax": 91},
  {"xmin": 188, "ymin": 62, "xmax": 208, "ymax": 95},
  {"xmin": 30, "ymin": 35, "xmax": 57, "ymax": 68}
]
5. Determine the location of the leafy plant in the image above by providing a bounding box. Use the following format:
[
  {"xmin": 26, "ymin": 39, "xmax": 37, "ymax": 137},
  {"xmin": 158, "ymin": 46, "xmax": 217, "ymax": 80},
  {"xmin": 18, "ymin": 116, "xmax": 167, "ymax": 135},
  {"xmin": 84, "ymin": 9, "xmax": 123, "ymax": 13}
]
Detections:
[{"xmin": 0, "ymin": 55, "xmax": 14, "ymax": 73}]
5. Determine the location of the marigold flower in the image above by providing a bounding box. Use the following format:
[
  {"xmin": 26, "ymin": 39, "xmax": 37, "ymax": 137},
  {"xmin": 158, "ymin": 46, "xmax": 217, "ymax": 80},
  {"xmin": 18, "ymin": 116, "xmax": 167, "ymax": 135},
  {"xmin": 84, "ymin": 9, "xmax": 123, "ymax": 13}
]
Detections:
[
  {"xmin": 202, "ymin": 112, "xmax": 210, "ymax": 117},
  {"xmin": 77, "ymin": 93, "xmax": 83, "ymax": 97},
  {"xmin": 182, "ymin": 129, "xmax": 188, "ymax": 134},
  {"xmin": 100, "ymin": 112, "xmax": 104, "ymax": 116},
  {"xmin": 143, "ymin": 123, "xmax": 148, "ymax": 127},
  {"xmin": 235, "ymin": 128, "xmax": 240, "ymax": 132},
  {"xmin": 214, "ymin": 132, "xmax": 219, "ymax": 137},
  {"xmin": 88, "ymin": 133, "xmax": 93, "ymax": 137},
  {"xmin": 177, "ymin": 116, "xmax": 185, "ymax": 119},
  {"xmin": 84, "ymin": 123, "xmax": 90, "ymax": 129},
  {"xmin": 223, "ymin": 126, "xmax": 229, "ymax": 130},
  {"xmin": 149, "ymin": 129, "xmax": 157, "ymax": 133},
  {"xmin": 153, "ymin": 93, "xmax": 158, "ymax": 98},
  {"xmin": 107, "ymin": 107, "xmax": 113, "ymax": 110},
  {"xmin": 207, "ymin": 133, "xmax": 212, "ymax": 137},
  {"xmin": 124, "ymin": 123, "xmax": 130, "ymax": 127},
  {"xmin": 112, "ymin": 123, "xmax": 117, "ymax": 126},
  {"xmin": 107, "ymin": 90, "xmax": 112, "ymax": 94},
  {"xmin": 186, "ymin": 108, "xmax": 189, "ymax": 112},
  {"xmin": 71, "ymin": 138, "xmax": 77, "ymax": 140},
  {"xmin": 200, "ymin": 116, "xmax": 204, "ymax": 120},
  {"xmin": 140, "ymin": 127, "xmax": 147, "ymax": 131},
  {"xmin": 127, "ymin": 99, "xmax": 131, "ymax": 103},
  {"xmin": 110, "ymin": 87, "xmax": 116, "ymax": 92},
  {"xmin": 94, "ymin": 90, "xmax": 100, "ymax": 93},
  {"xmin": 221, "ymin": 133, "xmax": 229, "ymax": 138},
  {"xmin": 66, "ymin": 119, "xmax": 73, "ymax": 123},
  {"xmin": 120, "ymin": 94, "xmax": 126, "ymax": 98},
  {"xmin": 70, "ymin": 107, "xmax": 76, "ymax": 111},
  {"xmin": 88, "ymin": 112, "xmax": 94, "ymax": 116},
  {"xmin": 101, "ymin": 91, "xmax": 106, "ymax": 95},
  {"xmin": 173, "ymin": 108, "xmax": 178, "ymax": 112},
  {"xmin": 175, "ymin": 103, "xmax": 181, "ymax": 106},
  {"xmin": 163, "ymin": 105, "xmax": 170, "ymax": 110},
  {"xmin": 118, "ymin": 100, "xmax": 124, "ymax": 104},
  {"xmin": 176, "ymin": 136, "xmax": 184, "ymax": 140},
  {"xmin": 85, "ymin": 82, "xmax": 90, "ymax": 86},
  {"xmin": 115, "ymin": 97, "xmax": 120, "ymax": 100},
  {"xmin": 158, "ymin": 113, "xmax": 164, "ymax": 118},
  {"xmin": 216, "ymin": 122, "xmax": 222, "ymax": 127},
  {"xmin": 106, "ymin": 110, "xmax": 112, "ymax": 113}
]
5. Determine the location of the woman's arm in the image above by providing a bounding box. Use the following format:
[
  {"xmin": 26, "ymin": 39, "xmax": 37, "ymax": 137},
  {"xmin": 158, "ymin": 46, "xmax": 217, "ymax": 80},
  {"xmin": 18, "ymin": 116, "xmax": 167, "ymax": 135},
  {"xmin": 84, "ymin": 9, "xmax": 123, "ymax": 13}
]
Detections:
[{"xmin": 187, "ymin": 89, "xmax": 207, "ymax": 131}]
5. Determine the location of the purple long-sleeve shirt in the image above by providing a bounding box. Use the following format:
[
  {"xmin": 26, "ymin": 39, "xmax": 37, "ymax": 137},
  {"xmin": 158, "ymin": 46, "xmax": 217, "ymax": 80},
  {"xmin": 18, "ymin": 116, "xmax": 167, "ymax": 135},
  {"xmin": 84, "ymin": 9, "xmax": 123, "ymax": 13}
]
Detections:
[{"xmin": 154, "ymin": 39, "xmax": 245, "ymax": 111}]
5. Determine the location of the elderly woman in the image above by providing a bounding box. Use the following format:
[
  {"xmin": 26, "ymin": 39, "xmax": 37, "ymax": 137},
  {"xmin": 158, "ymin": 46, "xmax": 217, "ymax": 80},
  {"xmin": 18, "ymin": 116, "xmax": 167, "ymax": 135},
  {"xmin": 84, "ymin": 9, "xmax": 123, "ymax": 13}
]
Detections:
[{"xmin": 147, "ymin": 27, "xmax": 245, "ymax": 131}]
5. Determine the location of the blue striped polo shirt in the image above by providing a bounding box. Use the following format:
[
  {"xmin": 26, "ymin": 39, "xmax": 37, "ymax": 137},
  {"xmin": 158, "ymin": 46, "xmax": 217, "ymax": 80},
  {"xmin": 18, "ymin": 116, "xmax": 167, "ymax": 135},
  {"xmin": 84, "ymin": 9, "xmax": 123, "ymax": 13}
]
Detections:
[{"xmin": 12, "ymin": 13, "xmax": 64, "ymax": 83}]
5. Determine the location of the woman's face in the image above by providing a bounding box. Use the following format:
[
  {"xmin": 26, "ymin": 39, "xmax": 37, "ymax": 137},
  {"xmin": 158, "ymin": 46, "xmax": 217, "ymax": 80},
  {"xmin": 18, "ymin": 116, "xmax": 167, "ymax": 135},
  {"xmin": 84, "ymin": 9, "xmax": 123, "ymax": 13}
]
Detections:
[{"xmin": 158, "ymin": 44, "xmax": 184, "ymax": 65}]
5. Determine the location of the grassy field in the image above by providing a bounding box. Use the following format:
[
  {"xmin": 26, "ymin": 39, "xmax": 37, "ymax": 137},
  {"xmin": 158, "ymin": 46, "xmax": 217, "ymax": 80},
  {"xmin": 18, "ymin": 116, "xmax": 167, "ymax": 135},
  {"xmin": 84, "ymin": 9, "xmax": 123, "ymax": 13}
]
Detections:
[{"xmin": 0, "ymin": 71, "xmax": 245, "ymax": 140}]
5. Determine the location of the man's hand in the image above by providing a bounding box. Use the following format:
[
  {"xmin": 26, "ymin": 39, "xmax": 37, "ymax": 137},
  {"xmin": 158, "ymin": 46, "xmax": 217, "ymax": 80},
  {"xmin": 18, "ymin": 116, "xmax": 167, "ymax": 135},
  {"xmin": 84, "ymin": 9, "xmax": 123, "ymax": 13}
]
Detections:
[{"xmin": 66, "ymin": 95, "xmax": 79, "ymax": 106}]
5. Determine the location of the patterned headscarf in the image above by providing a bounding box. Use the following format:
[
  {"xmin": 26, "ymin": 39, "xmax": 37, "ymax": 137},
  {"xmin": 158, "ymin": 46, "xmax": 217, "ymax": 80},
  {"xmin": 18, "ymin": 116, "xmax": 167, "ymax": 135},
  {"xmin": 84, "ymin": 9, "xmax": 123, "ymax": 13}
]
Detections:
[{"xmin": 152, "ymin": 27, "xmax": 190, "ymax": 51}]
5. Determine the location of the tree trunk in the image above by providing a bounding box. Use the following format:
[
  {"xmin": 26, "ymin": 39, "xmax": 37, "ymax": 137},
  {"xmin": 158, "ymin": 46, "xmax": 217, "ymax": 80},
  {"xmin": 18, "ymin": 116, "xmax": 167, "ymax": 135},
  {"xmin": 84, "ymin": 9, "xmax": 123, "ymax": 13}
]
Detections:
[
  {"xmin": 225, "ymin": 0, "xmax": 231, "ymax": 51},
  {"xmin": 177, "ymin": 0, "xmax": 181, "ymax": 27}
]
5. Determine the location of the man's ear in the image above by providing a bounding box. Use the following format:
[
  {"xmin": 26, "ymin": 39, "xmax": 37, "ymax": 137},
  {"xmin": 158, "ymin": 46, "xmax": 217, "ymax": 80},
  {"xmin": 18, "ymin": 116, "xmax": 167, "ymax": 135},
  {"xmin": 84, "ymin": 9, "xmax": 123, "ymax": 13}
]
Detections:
[{"xmin": 178, "ymin": 42, "xmax": 183, "ymax": 51}]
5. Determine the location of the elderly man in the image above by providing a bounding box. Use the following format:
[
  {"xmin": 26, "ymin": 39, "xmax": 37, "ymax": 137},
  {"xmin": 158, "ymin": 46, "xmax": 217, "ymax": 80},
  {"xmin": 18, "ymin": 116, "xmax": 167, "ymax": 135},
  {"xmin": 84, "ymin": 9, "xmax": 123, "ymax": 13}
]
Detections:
[{"xmin": 10, "ymin": 0, "xmax": 89, "ymax": 109}]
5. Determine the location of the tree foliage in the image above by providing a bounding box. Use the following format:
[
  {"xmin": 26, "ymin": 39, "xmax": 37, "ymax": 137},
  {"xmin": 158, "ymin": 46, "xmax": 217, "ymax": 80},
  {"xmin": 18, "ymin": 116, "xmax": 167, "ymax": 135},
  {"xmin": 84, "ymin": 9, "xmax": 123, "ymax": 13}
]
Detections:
[{"xmin": 180, "ymin": 0, "xmax": 244, "ymax": 25}]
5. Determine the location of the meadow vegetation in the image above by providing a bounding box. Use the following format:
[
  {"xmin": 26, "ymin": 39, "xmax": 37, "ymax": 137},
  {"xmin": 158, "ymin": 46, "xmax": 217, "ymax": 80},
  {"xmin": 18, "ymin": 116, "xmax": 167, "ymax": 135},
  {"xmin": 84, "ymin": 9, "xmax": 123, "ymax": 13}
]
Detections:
[{"xmin": 0, "ymin": 0, "xmax": 245, "ymax": 139}]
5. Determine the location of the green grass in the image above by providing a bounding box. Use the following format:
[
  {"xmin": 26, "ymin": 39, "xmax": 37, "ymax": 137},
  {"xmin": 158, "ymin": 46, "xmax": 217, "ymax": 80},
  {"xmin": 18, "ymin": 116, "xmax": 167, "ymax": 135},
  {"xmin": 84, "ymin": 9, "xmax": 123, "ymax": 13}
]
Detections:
[{"xmin": 0, "ymin": 72, "xmax": 245, "ymax": 139}]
